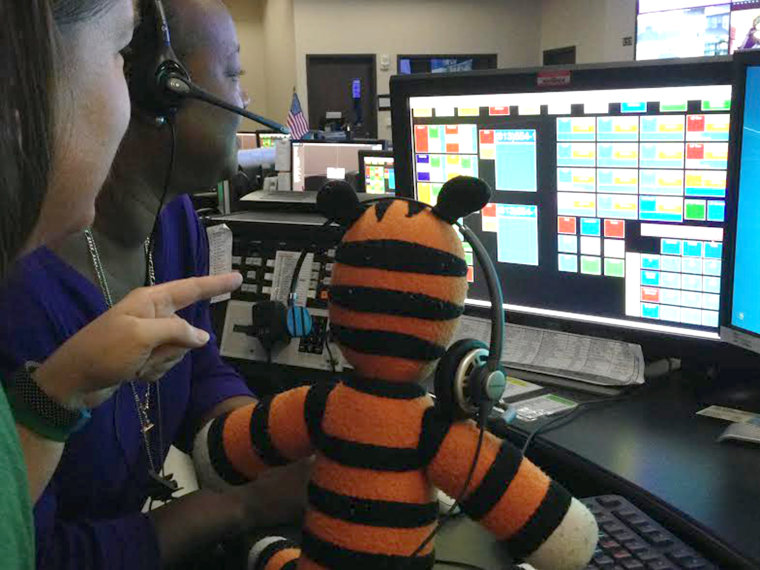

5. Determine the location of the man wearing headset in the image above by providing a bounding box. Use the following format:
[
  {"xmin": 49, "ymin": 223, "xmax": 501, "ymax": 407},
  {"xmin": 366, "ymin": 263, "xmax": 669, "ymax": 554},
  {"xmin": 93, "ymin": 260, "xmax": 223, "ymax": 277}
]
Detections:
[{"xmin": 0, "ymin": 1, "xmax": 308, "ymax": 568}]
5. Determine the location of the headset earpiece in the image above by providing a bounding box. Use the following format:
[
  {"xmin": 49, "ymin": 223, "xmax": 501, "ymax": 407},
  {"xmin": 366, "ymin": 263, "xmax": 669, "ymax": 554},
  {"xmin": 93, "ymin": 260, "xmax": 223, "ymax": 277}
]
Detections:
[
  {"xmin": 434, "ymin": 339, "xmax": 507, "ymax": 422},
  {"xmin": 435, "ymin": 339, "xmax": 488, "ymax": 420},
  {"xmin": 129, "ymin": 0, "xmax": 191, "ymax": 119}
]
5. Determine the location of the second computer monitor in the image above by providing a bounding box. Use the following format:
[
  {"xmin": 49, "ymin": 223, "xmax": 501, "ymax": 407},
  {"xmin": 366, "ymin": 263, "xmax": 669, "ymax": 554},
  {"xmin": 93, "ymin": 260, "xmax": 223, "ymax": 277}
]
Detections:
[
  {"xmin": 292, "ymin": 141, "xmax": 383, "ymax": 192},
  {"xmin": 358, "ymin": 150, "xmax": 396, "ymax": 194},
  {"xmin": 257, "ymin": 131, "xmax": 290, "ymax": 148},
  {"xmin": 391, "ymin": 57, "xmax": 733, "ymax": 343},
  {"xmin": 722, "ymin": 51, "xmax": 760, "ymax": 354}
]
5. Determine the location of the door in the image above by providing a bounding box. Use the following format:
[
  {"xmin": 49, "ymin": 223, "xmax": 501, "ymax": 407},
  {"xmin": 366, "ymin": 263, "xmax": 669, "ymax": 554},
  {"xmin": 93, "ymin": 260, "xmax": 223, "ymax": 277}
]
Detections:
[
  {"xmin": 306, "ymin": 55, "xmax": 377, "ymax": 139},
  {"xmin": 543, "ymin": 46, "xmax": 577, "ymax": 66}
]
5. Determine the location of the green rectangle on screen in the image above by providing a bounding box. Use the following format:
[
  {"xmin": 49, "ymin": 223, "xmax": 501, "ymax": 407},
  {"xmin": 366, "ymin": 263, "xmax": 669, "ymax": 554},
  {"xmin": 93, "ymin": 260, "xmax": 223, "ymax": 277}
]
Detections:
[
  {"xmin": 660, "ymin": 102, "xmax": 687, "ymax": 112},
  {"xmin": 701, "ymin": 100, "xmax": 730, "ymax": 112}
]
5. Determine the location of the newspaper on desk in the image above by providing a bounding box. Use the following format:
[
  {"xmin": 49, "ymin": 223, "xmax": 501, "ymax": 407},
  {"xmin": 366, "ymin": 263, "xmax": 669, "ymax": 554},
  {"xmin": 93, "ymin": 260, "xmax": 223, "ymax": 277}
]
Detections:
[{"xmin": 453, "ymin": 315, "xmax": 645, "ymax": 388}]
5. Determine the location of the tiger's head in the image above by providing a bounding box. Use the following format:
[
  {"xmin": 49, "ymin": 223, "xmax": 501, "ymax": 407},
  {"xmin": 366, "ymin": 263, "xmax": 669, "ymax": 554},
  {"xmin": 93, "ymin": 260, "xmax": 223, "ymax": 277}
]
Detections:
[{"xmin": 318, "ymin": 177, "xmax": 491, "ymax": 384}]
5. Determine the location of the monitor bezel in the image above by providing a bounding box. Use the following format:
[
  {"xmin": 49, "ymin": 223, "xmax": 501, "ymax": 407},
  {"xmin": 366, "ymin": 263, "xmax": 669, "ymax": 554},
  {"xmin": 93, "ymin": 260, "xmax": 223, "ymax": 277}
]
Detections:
[
  {"xmin": 721, "ymin": 50, "xmax": 760, "ymax": 354},
  {"xmin": 290, "ymin": 140, "xmax": 385, "ymax": 192},
  {"xmin": 390, "ymin": 56, "xmax": 734, "ymax": 356},
  {"xmin": 357, "ymin": 150, "xmax": 394, "ymax": 193}
]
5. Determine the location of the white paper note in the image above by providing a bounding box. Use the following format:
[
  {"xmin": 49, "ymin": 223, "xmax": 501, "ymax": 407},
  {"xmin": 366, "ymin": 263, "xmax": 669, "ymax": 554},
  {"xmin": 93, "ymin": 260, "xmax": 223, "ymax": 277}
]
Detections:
[
  {"xmin": 275, "ymin": 139, "xmax": 291, "ymax": 172},
  {"xmin": 697, "ymin": 405, "xmax": 760, "ymax": 424},
  {"xmin": 206, "ymin": 224, "xmax": 233, "ymax": 303},
  {"xmin": 277, "ymin": 172, "xmax": 291, "ymax": 191},
  {"xmin": 270, "ymin": 251, "xmax": 314, "ymax": 305},
  {"xmin": 452, "ymin": 315, "xmax": 645, "ymax": 387}
]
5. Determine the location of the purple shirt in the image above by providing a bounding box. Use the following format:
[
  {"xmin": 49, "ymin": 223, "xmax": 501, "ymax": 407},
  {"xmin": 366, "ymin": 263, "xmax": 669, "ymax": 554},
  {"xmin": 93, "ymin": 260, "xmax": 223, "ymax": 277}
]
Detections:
[{"xmin": 0, "ymin": 196, "xmax": 253, "ymax": 570}]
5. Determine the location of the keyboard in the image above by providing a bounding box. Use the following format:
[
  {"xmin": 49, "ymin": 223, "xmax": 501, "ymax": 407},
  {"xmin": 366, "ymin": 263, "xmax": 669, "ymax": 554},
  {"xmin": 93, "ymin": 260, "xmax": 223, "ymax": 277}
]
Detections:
[{"xmin": 582, "ymin": 495, "xmax": 715, "ymax": 569}]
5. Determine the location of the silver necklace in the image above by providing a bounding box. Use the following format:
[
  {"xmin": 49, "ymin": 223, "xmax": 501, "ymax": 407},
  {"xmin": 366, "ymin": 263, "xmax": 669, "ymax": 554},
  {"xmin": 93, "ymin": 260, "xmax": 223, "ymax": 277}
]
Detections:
[{"xmin": 83, "ymin": 228, "xmax": 163, "ymax": 478}]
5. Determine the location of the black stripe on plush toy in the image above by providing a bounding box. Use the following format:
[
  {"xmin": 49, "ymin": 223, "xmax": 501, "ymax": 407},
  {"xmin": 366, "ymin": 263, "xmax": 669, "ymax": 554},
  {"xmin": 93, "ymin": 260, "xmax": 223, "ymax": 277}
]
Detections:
[
  {"xmin": 335, "ymin": 240, "xmax": 467, "ymax": 276},
  {"xmin": 319, "ymin": 432, "xmax": 423, "ymax": 471},
  {"xmin": 281, "ymin": 561, "xmax": 297, "ymax": 570},
  {"xmin": 406, "ymin": 200, "xmax": 427, "ymax": 217},
  {"xmin": 504, "ymin": 480, "xmax": 572, "ymax": 561},
  {"xmin": 249, "ymin": 396, "xmax": 289, "ymax": 467},
  {"xmin": 374, "ymin": 200, "xmax": 393, "ymax": 222},
  {"xmin": 343, "ymin": 374, "xmax": 427, "ymax": 400},
  {"xmin": 417, "ymin": 407, "xmax": 453, "ymax": 466},
  {"xmin": 329, "ymin": 286, "xmax": 464, "ymax": 320},
  {"xmin": 255, "ymin": 538, "xmax": 299, "ymax": 570},
  {"xmin": 460, "ymin": 441, "xmax": 522, "ymax": 521},
  {"xmin": 330, "ymin": 325, "xmax": 446, "ymax": 361},
  {"xmin": 302, "ymin": 531, "xmax": 435, "ymax": 570},
  {"xmin": 308, "ymin": 483, "xmax": 438, "ymax": 528},
  {"xmin": 304, "ymin": 382, "xmax": 335, "ymax": 449},
  {"xmin": 207, "ymin": 413, "xmax": 248, "ymax": 486}
]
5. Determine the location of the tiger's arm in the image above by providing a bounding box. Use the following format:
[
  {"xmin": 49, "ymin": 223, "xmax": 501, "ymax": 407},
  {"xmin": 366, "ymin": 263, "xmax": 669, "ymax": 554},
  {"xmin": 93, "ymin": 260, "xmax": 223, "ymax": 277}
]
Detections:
[
  {"xmin": 425, "ymin": 420, "xmax": 597, "ymax": 570},
  {"xmin": 193, "ymin": 385, "xmax": 315, "ymax": 489}
]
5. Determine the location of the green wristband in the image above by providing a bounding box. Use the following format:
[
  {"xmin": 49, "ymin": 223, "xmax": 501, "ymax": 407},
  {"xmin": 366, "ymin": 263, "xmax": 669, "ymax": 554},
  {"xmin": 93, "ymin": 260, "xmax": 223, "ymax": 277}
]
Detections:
[{"xmin": 5, "ymin": 363, "xmax": 91, "ymax": 442}]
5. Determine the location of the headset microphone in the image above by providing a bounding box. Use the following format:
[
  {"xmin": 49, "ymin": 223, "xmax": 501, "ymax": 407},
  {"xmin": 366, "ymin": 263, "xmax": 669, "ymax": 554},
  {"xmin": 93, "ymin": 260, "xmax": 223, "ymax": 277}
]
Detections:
[
  {"xmin": 162, "ymin": 75, "xmax": 290, "ymax": 134},
  {"xmin": 147, "ymin": 0, "xmax": 289, "ymax": 134}
]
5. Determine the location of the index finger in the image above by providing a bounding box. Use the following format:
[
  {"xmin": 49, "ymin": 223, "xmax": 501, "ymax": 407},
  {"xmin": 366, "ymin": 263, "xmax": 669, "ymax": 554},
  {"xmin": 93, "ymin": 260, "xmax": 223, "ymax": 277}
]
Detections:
[{"xmin": 146, "ymin": 273, "xmax": 243, "ymax": 316}]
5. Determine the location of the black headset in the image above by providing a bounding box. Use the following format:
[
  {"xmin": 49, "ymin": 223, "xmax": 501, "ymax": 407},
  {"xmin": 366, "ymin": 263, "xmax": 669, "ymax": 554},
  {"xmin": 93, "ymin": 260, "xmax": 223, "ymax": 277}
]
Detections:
[
  {"xmin": 316, "ymin": 179, "xmax": 508, "ymax": 426},
  {"xmin": 137, "ymin": 0, "xmax": 288, "ymax": 132}
]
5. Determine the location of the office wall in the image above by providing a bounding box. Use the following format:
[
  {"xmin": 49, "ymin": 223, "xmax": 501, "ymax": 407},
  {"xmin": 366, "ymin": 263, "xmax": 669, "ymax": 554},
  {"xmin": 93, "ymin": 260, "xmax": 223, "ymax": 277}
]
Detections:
[
  {"xmin": 225, "ymin": 0, "xmax": 638, "ymax": 137},
  {"xmin": 540, "ymin": 0, "xmax": 636, "ymax": 64},
  {"xmin": 262, "ymin": 0, "xmax": 297, "ymax": 125},
  {"xmin": 292, "ymin": 0, "xmax": 543, "ymax": 140},
  {"xmin": 224, "ymin": 0, "xmax": 270, "ymax": 129}
]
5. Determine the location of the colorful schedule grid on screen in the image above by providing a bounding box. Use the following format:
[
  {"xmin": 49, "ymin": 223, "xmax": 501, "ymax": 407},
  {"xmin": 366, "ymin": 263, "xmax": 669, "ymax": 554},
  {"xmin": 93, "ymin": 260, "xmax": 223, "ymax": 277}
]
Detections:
[
  {"xmin": 409, "ymin": 85, "xmax": 731, "ymax": 333},
  {"xmin": 550, "ymin": 107, "xmax": 727, "ymax": 328},
  {"xmin": 496, "ymin": 205, "xmax": 539, "ymax": 266},
  {"xmin": 480, "ymin": 129, "xmax": 538, "ymax": 192}
]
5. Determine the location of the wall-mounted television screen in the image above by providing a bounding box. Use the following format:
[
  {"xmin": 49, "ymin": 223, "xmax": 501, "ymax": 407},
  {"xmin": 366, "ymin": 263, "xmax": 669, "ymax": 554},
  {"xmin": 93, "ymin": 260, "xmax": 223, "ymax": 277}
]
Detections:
[{"xmin": 637, "ymin": 1, "xmax": 760, "ymax": 60}]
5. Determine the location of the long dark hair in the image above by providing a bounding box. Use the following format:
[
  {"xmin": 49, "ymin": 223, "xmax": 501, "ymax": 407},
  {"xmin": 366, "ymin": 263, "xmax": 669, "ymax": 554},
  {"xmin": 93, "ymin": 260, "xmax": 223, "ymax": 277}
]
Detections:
[{"xmin": 0, "ymin": 0, "xmax": 119, "ymax": 279}]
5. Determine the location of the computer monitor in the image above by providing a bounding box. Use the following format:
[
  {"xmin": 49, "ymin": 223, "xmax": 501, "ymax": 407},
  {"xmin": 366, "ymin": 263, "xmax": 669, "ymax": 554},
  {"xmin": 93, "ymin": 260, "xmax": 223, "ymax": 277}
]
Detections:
[
  {"xmin": 237, "ymin": 131, "xmax": 258, "ymax": 150},
  {"xmin": 722, "ymin": 51, "xmax": 760, "ymax": 353},
  {"xmin": 291, "ymin": 141, "xmax": 383, "ymax": 192},
  {"xmin": 358, "ymin": 150, "xmax": 396, "ymax": 194},
  {"xmin": 257, "ymin": 131, "xmax": 290, "ymax": 148},
  {"xmin": 391, "ymin": 57, "xmax": 734, "ymax": 347}
]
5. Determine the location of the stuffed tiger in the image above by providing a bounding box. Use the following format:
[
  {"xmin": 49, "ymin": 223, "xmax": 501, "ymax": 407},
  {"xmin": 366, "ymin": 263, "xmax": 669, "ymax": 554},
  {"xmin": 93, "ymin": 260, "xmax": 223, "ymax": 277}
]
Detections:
[{"xmin": 193, "ymin": 177, "xmax": 598, "ymax": 570}]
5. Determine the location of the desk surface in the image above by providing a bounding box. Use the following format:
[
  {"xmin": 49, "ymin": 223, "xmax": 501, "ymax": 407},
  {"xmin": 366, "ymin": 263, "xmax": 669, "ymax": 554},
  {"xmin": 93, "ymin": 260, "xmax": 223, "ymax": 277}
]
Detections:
[{"xmin": 504, "ymin": 374, "xmax": 760, "ymax": 568}]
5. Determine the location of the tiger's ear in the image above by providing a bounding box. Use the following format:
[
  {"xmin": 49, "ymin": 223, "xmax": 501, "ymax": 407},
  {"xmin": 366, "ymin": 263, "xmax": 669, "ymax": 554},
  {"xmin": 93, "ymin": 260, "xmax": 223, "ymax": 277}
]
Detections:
[
  {"xmin": 317, "ymin": 180, "xmax": 368, "ymax": 227},
  {"xmin": 432, "ymin": 176, "xmax": 492, "ymax": 224}
]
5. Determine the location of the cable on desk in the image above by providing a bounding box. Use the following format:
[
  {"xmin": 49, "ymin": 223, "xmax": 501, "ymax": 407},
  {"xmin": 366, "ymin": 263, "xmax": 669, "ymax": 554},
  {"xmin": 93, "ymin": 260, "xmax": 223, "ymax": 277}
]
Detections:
[
  {"xmin": 324, "ymin": 329, "xmax": 337, "ymax": 374},
  {"xmin": 520, "ymin": 395, "xmax": 631, "ymax": 456}
]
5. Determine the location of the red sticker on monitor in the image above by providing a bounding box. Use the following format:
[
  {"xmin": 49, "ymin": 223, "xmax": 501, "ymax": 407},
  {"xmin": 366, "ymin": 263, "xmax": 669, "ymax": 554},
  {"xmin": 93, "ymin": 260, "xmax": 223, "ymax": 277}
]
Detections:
[{"xmin": 537, "ymin": 70, "xmax": 571, "ymax": 87}]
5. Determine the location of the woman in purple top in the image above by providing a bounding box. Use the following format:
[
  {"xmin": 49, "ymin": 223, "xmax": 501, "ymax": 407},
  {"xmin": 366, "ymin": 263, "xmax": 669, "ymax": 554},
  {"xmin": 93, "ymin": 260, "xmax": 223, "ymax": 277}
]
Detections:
[{"xmin": 0, "ymin": 1, "xmax": 307, "ymax": 569}]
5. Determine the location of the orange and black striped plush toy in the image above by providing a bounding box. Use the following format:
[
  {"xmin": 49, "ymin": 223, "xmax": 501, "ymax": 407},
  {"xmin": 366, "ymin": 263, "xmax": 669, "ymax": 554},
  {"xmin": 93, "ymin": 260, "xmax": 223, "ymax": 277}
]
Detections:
[{"xmin": 193, "ymin": 178, "xmax": 598, "ymax": 570}]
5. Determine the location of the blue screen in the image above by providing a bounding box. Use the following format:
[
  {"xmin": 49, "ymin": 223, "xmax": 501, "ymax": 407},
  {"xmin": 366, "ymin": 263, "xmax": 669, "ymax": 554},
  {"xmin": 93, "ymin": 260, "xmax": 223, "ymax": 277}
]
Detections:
[{"xmin": 731, "ymin": 66, "xmax": 760, "ymax": 334}]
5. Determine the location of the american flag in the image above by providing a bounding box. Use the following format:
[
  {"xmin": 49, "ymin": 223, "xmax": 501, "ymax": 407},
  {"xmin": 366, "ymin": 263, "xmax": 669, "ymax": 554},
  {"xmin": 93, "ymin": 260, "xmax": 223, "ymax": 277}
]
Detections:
[{"xmin": 287, "ymin": 92, "xmax": 310, "ymax": 140}]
